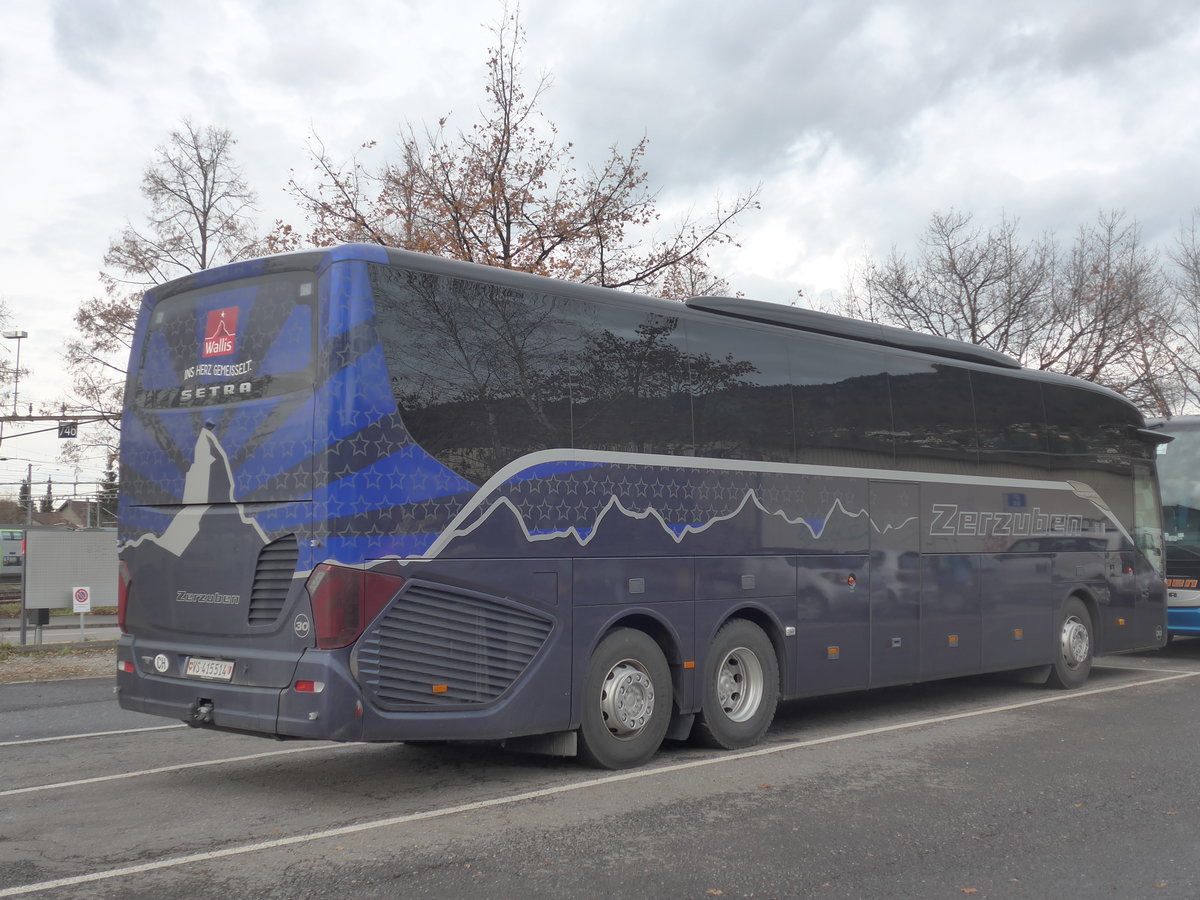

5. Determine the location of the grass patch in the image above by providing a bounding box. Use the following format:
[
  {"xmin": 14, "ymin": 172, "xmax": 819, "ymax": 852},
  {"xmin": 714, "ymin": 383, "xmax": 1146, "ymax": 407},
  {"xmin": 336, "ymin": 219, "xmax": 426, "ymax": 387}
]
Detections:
[{"xmin": 0, "ymin": 643, "xmax": 87, "ymax": 662}]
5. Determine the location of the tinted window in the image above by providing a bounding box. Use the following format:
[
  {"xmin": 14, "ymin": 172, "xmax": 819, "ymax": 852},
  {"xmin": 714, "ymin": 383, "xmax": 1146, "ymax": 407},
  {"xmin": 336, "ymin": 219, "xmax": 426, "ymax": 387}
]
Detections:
[
  {"xmin": 971, "ymin": 370, "xmax": 1047, "ymax": 475},
  {"xmin": 688, "ymin": 319, "xmax": 792, "ymax": 462},
  {"xmin": 790, "ymin": 335, "xmax": 894, "ymax": 468},
  {"xmin": 569, "ymin": 305, "xmax": 694, "ymax": 456},
  {"xmin": 1043, "ymin": 383, "xmax": 1146, "ymax": 474},
  {"xmin": 889, "ymin": 359, "xmax": 977, "ymax": 472},
  {"xmin": 135, "ymin": 272, "xmax": 316, "ymax": 409},
  {"xmin": 374, "ymin": 266, "xmax": 576, "ymax": 485}
]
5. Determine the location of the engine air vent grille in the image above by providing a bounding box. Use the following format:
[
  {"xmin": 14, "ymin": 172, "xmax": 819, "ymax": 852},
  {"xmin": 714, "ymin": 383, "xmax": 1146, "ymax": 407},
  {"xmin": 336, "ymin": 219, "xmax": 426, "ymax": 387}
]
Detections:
[
  {"xmin": 247, "ymin": 534, "xmax": 298, "ymax": 625},
  {"xmin": 356, "ymin": 582, "xmax": 554, "ymax": 709}
]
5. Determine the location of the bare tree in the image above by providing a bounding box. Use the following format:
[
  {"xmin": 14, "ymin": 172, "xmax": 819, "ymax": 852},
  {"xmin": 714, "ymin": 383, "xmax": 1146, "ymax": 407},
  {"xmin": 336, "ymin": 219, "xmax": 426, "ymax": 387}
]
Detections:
[
  {"xmin": 1033, "ymin": 211, "xmax": 1175, "ymax": 411},
  {"xmin": 279, "ymin": 4, "xmax": 757, "ymax": 298},
  {"xmin": 843, "ymin": 208, "xmax": 1185, "ymax": 413},
  {"xmin": 1151, "ymin": 210, "xmax": 1200, "ymax": 413},
  {"xmin": 64, "ymin": 121, "xmax": 262, "ymax": 461},
  {"xmin": 844, "ymin": 210, "xmax": 1053, "ymax": 360}
]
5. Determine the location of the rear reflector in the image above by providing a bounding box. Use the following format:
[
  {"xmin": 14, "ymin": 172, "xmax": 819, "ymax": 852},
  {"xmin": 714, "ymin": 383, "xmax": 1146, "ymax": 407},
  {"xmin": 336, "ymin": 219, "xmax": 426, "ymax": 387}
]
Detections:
[
  {"xmin": 305, "ymin": 564, "xmax": 405, "ymax": 649},
  {"xmin": 117, "ymin": 560, "xmax": 132, "ymax": 634}
]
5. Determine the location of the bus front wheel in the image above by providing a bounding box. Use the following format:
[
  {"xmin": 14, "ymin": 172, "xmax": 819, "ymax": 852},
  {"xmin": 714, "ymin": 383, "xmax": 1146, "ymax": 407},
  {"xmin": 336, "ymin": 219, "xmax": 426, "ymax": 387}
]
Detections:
[
  {"xmin": 1047, "ymin": 598, "xmax": 1093, "ymax": 690},
  {"xmin": 694, "ymin": 620, "xmax": 779, "ymax": 750},
  {"xmin": 578, "ymin": 628, "xmax": 672, "ymax": 770}
]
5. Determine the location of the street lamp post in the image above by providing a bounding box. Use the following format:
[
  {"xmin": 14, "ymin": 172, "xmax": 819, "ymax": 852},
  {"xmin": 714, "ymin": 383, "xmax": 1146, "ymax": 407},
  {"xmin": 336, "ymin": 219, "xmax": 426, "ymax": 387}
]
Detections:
[{"xmin": 3, "ymin": 330, "xmax": 28, "ymax": 416}]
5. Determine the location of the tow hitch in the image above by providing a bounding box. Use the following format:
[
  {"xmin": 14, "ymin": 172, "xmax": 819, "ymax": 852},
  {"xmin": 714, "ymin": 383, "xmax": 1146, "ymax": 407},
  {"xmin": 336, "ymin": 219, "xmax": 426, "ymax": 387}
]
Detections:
[{"xmin": 187, "ymin": 699, "xmax": 215, "ymax": 726}]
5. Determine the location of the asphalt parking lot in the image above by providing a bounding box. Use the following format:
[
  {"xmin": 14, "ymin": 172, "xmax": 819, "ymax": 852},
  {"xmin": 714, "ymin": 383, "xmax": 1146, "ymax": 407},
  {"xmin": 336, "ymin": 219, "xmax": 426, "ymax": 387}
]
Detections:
[{"xmin": 4, "ymin": 641, "xmax": 1200, "ymax": 899}]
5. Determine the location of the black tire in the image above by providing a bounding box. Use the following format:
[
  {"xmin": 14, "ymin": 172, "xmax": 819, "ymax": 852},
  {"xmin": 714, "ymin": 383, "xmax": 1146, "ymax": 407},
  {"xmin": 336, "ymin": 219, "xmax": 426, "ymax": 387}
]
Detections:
[
  {"xmin": 578, "ymin": 628, "xmax": 672, "ymax": 770},
  {"xmin": 694, "ymin": 620, "xmax": 780, "ymax": 750},
  {"xmin": 1046, "ymin": 597, "xmax": 1093, "ymax": 689}
]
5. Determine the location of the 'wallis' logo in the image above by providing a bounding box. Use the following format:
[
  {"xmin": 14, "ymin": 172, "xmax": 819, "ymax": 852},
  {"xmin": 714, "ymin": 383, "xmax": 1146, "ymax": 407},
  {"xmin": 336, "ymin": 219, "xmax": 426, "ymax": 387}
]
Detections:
[{"xmin": 203, "ymin": 307, "xmax": 238, "ymax": 357}]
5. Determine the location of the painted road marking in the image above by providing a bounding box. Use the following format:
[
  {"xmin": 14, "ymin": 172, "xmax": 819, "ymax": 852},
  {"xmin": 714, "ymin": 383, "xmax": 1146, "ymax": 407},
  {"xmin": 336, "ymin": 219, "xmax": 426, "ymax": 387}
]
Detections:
[
  {"xmin": 0, "ymin": 725, "xmax": 183, "ymax": 748},
  {"xmin": 2, "ymin": 669, "xmax": 1197, "ymax": 897},
  {"xmin": 0, "ymin": 744, "xmax": 336, "ymax": 799}
]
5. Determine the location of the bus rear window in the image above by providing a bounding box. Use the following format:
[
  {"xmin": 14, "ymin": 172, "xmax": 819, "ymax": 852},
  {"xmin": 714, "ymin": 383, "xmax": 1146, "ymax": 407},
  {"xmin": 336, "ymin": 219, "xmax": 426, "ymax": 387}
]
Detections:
[{"xmin": 134, "ymin": 272, "xmax": 316, "ymax": 409}]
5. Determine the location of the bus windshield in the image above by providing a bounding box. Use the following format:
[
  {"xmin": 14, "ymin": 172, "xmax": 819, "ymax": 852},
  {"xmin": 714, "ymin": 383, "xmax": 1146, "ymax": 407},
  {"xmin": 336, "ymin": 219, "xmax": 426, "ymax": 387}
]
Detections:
[{"xmin": 1157, "ymin": 421, "xmax": 1200, "ymax": 573}]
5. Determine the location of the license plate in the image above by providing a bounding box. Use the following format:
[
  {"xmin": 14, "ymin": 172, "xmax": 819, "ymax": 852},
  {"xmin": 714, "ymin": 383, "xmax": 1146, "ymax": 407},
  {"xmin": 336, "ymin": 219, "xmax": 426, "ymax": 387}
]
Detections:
[{"xmin": 185, "ymin": 656, "xmax": 235, "ymax": 681}]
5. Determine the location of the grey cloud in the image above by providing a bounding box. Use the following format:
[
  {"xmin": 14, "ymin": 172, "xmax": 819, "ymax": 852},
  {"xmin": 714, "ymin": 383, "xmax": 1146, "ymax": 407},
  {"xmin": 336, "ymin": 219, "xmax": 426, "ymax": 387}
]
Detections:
[
  {"xmin": 535, "ymin": 0, "xmax": 1200, "ymax": 191},
  {"xmin": 51, "ymin": 0, "xmax": 160, "ymax": 82}
]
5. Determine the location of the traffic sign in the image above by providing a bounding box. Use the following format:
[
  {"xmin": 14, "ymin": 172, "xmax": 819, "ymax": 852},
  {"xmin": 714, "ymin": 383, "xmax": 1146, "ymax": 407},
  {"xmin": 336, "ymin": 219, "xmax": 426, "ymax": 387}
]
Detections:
[{"xmin": 72, "ymin": 586, "xmax": 92, "ymax": 614}]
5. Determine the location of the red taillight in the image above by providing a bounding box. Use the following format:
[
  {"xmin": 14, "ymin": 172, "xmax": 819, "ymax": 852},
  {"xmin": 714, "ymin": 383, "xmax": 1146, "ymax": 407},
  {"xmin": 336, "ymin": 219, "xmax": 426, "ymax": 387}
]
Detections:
[
  {"xmin": 305, "ymin": 563, "xmax": 404, "ymax": 649},
  {"xmin": 117, "ymin": 560, "xmax": 131, "ymax": 634}
]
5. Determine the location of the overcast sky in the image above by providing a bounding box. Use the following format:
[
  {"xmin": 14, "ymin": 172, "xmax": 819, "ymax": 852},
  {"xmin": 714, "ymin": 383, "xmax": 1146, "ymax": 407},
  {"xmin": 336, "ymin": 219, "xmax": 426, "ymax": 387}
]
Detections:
[{"xmin": 2, "ymin": 0, "xmax": 1199, "ymax": 486}]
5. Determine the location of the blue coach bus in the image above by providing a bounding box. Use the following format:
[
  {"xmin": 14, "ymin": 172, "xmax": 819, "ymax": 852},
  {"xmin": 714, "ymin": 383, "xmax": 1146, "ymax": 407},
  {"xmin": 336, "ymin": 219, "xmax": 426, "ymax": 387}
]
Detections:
[
  {"xmin": 116, "ymin": 244, "xmax": 1168, "ymax": 769},
  {"xmin": 1146, "ymin": 416, "xmax": 1200, "ymax": 637}
]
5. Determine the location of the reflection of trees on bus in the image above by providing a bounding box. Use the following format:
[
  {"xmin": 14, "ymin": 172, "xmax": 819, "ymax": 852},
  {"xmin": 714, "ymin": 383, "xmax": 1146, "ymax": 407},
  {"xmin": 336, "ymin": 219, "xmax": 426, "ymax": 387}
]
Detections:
[
  {"xmin": 376, "ymin": 262, "xmax": 1157, "ymax": 544},
  {"xmin": 379, "ymin": 267, "xmax": 757, "ymax": 482},
  {"xmin": 571, "ymin": 317, "xmax": 756, "ymax": 455},
  {"xmin": 382, "ymin": 273, "xmax": 576, "ymax": 481}
]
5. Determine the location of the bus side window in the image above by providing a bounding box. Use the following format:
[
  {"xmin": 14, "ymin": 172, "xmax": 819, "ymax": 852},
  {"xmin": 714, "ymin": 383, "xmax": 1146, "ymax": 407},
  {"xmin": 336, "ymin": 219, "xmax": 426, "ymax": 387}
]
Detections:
[
  {"xmin": 570, "ymin": 306, "xmax": 694, "ymax": 457},
  {"xmin": 687, "ymin": 319, "xmax": 793, "ymax": 463},
  {"xmin": 972, "ymin": 371, "xmax": 1048, "ymax": 476},
  {"xmin": 888, "ymin": 359, "xmax": 978, "ymax": 473},
  {"xmin": 790, "ymin": 335, "xmax": 894, "ymax": 469},
  {"xmin": 374, "ymin": 267, "xmax": 576, "ymax": 484}
]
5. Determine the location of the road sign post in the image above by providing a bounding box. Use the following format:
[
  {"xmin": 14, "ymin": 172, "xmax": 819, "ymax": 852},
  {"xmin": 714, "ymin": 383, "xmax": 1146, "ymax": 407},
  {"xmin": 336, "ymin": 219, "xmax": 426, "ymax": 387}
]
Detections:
[{"xmin": 73, "ymin": 586, "xmax": 91, "ymax": 638}]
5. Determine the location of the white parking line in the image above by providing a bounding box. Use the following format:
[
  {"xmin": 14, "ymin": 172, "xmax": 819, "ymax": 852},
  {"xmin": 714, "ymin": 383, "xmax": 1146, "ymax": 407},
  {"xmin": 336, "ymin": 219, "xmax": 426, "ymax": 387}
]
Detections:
[
  {"xmin": 0, "ymin": 744, "xmax": 337, "ymax": 799},
  {"xmin": 1096, "ymin": 661, "xmax": 1200, "ymax": 675},
  {"xmin": 0, "ymin": 724, "xmax": 184, "ymax": 748},
  {"xmin": 2, "ymin": 668, "xmax": 1196, "ymax": 898}
]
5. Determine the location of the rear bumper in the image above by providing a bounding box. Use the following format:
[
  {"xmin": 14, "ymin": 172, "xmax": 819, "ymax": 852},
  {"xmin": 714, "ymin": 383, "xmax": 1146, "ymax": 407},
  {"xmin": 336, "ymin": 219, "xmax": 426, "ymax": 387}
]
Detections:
[
  {"xmin": 115, "ymin": 632, "xmax": 571, "ymax": 744},
  {"xmin": 115, "ymin": 636, "xmax": 365, "ymax": 741}
]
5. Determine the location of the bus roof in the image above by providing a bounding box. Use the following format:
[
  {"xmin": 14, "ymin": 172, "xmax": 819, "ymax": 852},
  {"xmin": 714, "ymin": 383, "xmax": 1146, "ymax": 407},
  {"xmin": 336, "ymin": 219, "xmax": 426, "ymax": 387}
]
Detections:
[
  {"xmin": 147, "ymin": 243, "xmax": 1140, "ymax": 405},
  {"xmin": 685, "ymin": 296, "xmax": 1022, "ymax": 370}
]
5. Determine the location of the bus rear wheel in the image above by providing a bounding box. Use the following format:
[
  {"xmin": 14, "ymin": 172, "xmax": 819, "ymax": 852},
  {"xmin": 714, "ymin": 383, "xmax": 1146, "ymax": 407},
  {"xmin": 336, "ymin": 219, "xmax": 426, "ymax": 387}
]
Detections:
[
  {"xmin": 694, "ymin": 620, "xmax": 779, "ymax": 750},
  {"xmin": 578, "ymin": 628, "xmax": 672, "ymax": 770},
  {"xmin": 1047, "ymin": 598, "xmax": 1093, "ymax": 689}
]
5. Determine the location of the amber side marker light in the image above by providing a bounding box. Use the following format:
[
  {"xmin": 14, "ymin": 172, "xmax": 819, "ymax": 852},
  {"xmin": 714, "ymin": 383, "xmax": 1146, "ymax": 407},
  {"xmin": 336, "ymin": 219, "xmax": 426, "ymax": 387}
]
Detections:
[{"xmin": 432, "ymin": 684, "xmax": 449, "ymax": 694}]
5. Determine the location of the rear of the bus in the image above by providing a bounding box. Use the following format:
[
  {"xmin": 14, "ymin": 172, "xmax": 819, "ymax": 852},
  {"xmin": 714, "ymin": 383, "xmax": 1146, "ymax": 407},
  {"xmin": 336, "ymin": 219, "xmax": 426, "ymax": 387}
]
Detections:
[{"xmin": 115, "ymin": 253, "xmax": 351, "ymax": 739}]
